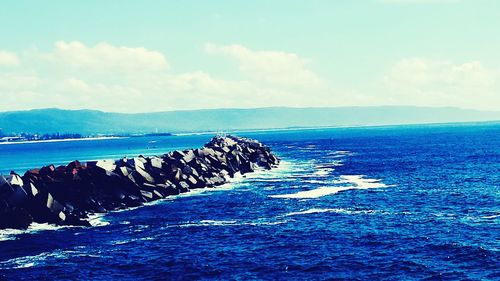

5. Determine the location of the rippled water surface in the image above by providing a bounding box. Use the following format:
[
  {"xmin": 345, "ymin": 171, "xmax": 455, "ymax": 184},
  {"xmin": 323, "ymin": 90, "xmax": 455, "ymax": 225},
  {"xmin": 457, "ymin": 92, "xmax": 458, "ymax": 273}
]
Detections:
[{"xmin": 1, "ymin": 124, "xmax": 499, "ymax": 280}]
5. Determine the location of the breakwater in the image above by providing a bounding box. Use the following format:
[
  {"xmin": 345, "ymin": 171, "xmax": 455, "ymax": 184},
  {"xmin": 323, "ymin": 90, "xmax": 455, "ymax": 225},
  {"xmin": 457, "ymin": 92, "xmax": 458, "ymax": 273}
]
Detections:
[{"xmin": 0, "ymin": 135, "xmax": 279, "ymax": 230}]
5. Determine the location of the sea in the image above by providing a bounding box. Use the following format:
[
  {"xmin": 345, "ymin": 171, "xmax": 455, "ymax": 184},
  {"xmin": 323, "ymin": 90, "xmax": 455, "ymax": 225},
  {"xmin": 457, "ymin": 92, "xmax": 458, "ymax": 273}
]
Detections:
[{"xmin": 0, "ymin": 123, "xmax": 499, "ymax": 280}]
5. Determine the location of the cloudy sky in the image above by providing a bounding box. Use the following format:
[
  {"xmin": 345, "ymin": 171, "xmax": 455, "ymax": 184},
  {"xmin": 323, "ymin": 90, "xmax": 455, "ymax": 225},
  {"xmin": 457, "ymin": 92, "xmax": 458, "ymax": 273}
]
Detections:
[{"xmin": 0, "ymin": 0, "xmax": 498, "ymax": 112}]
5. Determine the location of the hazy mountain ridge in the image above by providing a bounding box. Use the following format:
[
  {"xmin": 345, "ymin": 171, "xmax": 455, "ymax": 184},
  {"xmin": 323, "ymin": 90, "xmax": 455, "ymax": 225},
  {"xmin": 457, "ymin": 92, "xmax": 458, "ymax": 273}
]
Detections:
[{"xmin": 0, "ymin": 106, "xmax": 499, "ymax": 135}]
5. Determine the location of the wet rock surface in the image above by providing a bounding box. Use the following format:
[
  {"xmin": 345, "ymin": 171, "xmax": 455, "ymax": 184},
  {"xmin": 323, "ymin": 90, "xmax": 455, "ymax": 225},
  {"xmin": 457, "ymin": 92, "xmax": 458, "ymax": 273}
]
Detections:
[{"xmin": 0, "ymin": 135, "xmax": 279, "ymax": 230}]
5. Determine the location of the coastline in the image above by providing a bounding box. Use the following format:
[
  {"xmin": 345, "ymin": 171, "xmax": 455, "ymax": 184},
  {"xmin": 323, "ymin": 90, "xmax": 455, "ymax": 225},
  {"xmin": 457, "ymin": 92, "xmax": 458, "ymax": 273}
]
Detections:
[
  {"xmin": 0, "ymin": 136, "xmax": 125, "ymax": 145},
  {"xmin": 173, "ymin": 119, "xmax": 500, "ymax": 137}
]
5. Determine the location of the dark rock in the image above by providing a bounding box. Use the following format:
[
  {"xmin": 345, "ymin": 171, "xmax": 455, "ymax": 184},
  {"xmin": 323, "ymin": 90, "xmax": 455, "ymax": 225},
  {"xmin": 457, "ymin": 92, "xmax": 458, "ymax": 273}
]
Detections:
[{"xmin": 0, "ymin": 135, "xmax": 279, "ymax": 230}]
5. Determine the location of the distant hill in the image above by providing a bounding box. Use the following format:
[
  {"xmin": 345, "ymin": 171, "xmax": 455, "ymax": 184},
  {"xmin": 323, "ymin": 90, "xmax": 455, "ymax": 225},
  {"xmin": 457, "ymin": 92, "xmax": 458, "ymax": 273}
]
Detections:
[{"xmin": 0, "ymin": 106, "xmax": 499, "ymax": 135}]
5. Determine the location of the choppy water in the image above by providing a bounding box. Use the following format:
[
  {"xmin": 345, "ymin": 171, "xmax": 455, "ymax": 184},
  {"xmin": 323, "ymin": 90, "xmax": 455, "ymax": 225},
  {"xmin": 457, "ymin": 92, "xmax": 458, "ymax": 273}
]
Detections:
[{"xmin": 1, "ymin": 123, "xmax": 499, "ymax": 280}]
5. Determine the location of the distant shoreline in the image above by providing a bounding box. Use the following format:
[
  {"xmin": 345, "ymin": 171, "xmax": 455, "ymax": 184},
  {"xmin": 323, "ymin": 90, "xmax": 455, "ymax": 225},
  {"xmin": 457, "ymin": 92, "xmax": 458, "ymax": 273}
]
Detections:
[
  {"xmin": 1, "ymin": 120, "xmax": 499, "ymax": 145},
  {"xmin": 173, "ymin": 119, "xmax": 500, "ymax": 136},
  {"xmin": 0, "ymin": 136, "xmax": 125, "ymax": 145}
]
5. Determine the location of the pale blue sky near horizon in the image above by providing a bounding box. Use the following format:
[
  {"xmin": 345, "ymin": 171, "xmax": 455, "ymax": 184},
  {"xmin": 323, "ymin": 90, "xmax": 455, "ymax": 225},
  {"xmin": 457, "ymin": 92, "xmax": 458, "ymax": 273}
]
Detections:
[{"xmin": 0, "ymin": 0, "xmax": 499, "ymax": 113}]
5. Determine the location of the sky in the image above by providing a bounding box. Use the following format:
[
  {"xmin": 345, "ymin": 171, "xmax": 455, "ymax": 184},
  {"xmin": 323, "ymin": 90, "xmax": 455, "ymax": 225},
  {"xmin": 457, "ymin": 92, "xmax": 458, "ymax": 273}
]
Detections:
[{"xmin": 0, "ymin": 0, "xmax": 499, "ymax": 113}]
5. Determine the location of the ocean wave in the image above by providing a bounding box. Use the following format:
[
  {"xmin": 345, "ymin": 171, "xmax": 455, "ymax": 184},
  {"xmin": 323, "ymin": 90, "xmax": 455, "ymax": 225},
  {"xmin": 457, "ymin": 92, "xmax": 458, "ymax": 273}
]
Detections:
[
  {"xmin": 0, "ymin": 229, "xmax": 26, "ymax": 242},
  {"xmin": 334, "ymin": 175, "xmax": 392, "ymax": 188},
  {"xmin": 269, "ymin": 175, "xmax": 392, "ymax": 199},
  {"xmin": 0, "ymin": 160, "xmax": 292, "ymax": 241},
  {"xmin": 298, "ymin": 144, "xmax": 318, "ymax": 151},
  {"xmin": 458, "ymin": 212, "xmax": 500, "ymax": 224},
  {"xmin": 244, "ymin": 220, "xmax": 288, "ymax": 226},
  {"xmin": 326, "ymin": 150, "xmax": 354, "ymax": 158},
  {"xmin": 481, "ymin": 213, "xmax": 500, "ymax": 219},
  {"xmin": 164, "ymin": 218, "xmax": 288, "ymax": 228},
  {"xmin": 269, "ymin": 186, "xmax": 352, "ymax": 199},
  {"xmin": 88, "ymin": 214, "xmax": 110, "ymax": 227},
  {"xmin": 0, "ymin": 185, "xmax": 236, "ymax": 241},
  {"xmin": 111, "ymin": 239, "xmax": 135, "ymax": 245},
  {"xmin": 285, "ymin": 208, "xmax": 378, "ymax": 216},
  {"xmin": 312, "ymin": 169, "xmax": 331, "ymax": 177},
  {"xmin": 0, "ymin": 223, "xmax": 76, "ymax": 242},
  {"xmin": 303, "ymin": 180, "xmax": 327, "ymax": 184},
  {"xmin": 109, "ymin": 236, "xmax": 155, "ymax": 246},
  {"xmin": 314, "ymin": 161, "xmax": 344, "ymax": 169},
  {"xmin": 0, "ymin": 249, "xmax": 75, "ymax": 269},
  {"xmin": 165, "ymin": 220, "xmax": 239, "ymax": 228}
]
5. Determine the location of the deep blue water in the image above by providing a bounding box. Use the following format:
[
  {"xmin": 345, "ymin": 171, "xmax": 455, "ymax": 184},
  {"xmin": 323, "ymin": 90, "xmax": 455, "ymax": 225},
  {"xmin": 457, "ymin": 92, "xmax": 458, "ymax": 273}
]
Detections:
[{"xmin": 0, "ymin": 123, "xmax": 499, "ymax": 280}]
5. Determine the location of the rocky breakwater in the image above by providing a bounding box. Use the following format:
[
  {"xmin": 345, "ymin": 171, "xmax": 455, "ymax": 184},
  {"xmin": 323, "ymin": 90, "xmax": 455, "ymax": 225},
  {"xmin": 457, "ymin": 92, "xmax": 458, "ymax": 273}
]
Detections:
[{"xmin": 0, "ymin": 135, "xmax": 279, "ymax": 230}]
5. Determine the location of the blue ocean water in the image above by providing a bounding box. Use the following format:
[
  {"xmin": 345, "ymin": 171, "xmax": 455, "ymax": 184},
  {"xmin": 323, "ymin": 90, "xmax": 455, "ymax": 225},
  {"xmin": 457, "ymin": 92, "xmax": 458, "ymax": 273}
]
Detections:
[{"xmin": 0, "ymin": 123, "xmax": 499, "ymax": 280}]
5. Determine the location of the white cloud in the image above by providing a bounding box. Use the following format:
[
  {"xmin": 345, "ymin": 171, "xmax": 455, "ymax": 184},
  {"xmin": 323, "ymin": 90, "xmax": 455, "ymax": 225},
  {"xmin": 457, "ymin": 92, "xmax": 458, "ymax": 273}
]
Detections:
[
  {"xmin": 0, "ymin": 51, "xmax": 20, "ymax": 67},
  {"xmin": 0, "ymin": 41, "xmax": 329, "ymax": 112},
  {"xmin": 383, "ymin": 58, "xmax": 499, "ymax": 109},
  {"xmin": 204, "ymin": 43, "xmax": 324, "ymax": 90},
  {"xmin": 43, "ymin": 41, "xmax": 168, "ymax": 73},
  {"xmin": 1, "ymin": 41, "xmax": 498, "ymax": 113}
]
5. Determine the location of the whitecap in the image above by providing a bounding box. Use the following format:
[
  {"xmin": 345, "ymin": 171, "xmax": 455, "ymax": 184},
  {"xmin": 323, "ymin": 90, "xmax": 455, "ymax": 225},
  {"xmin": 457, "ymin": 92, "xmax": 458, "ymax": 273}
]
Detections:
[
  {"xmin": 285, "ymin": 208, "xmax": 377, "ymax": 216},
  {"xmin": 244, "ymin": 220, "xmax": 288, "ymax": 226},
  {"xmin": 0, "ymin": 223, "xmax": 76, "ymax": 242},
  {"xmin": 111, "ymin": 239, "xmax": 135, "ymax": 245},
  {"xmin": 0, "ymin": 228, "xmax": 25, "ymax": 242},
  {"xmin": 312, "ymin": 169, "xmax": 331, "ymax": 177},
  {"xmin": 315, "ymin": 161, "xmax": 344, "ymax": 169},
  {"xmin": 0, "ymin": 160, "xmax": 292, "ymax": 240},
  {"xmin": 165, "ymin": 219, "xmax": 239, "ymax": 228},
  {"xmin": 334, "ymin": 150, "xmax": 352, "ymax": 154},
  {"xmin": 165, "ymin": 218, "xmax": 291, "ymax": 228},
  {"xmin": 269, "ymin": 175, "xmax": 392, "ymax": 199},
  {"xmin": 326, "ymin": 150, "xmax": 354, "ymax": 158},
  {"xmin": 87, "ymin": 214, "xmax": 110, "ymax": 227},
  {"xmin": 199, "ymin": 219, "xmax": 237, "ymax": 225},
  {"xmin": 303, "ymin": 180, "xmax": 327, "ymax": 184},
  {"xmin": 140, "ymin": 237, "xmax": 155, "ymax": 241},
  {"xmin": 481, "ymin": 214, "xmax": 500, "ymax": 219},
  {"xmin": 0, "ymin": 249, "xmax": 74, "ymax": 269},
  {"xmin": 269, "ymin": 186, "xmax": 349, "ymax": 199},
  {"xmin": 334, "ymin": 175, "xmax": 391, "ymax": 189}
]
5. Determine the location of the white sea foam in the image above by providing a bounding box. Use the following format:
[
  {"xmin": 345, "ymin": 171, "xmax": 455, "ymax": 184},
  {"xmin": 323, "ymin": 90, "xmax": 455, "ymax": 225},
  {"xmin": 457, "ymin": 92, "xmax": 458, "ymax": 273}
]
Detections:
[
  {"xmin": 335, "ymin": 150, "xmax": 352, "ymax": 154},
  {"xmin": 244, "ymin": 220, "xmax": 288, "ymax": 226},
  {"xmin": 0, "ymin": 229, "xmax": 25, "ymax": 242},
  {"xmin": 0, "ymin": 223, "xmax": 76, "ymax": 242},
  {"xmin": 111, "ymin": 239, "xmax": 134, "ymax": 245},
  {"xmin": 269, "ymin": 186, "xmax": 356, "ymax": 199},
  {"xmin": 285, "ymin": 208, "xmax": 377, "ymax": 216},
  {"xmin": 303, "ymin": 180, "xmax": 327, "ymax": 184},
  {"xmin": 140, "ymin": 236, "xmax": 156, "ymax": 241},
  {"xmin": 326, "ymin": 150, "xmax": 354, "ymax": 157},
  {"xmin": 299, "ymin": 145, "xmax": 318, "ymax": 151},
  {"xmin": 480, "ymin": 213, "xmax": 500, "ymax": 219},
  {"xmin": 0, "ymin": 249, "xmax": 74, "ymax": 269},
  {"xmin": 167, "ymin": 220, "xmax": 239, "ymax": 228},
  {"xmin": 0, "ymin": 216, "xmax": 113, "ymax": 241},
  {"xmin": 269, "ymin": 175, "xmax": 392, "ymax": 199},
  {"xmin": 109, "ymin": 236, "xmax": 155, "ymax": 246},
  {"xmin": 0, "ymin": 160, "xmax": 290, "ymax": 241},
  {"xmin": 164, "ymin": 218, "xmax": 288, "ymax": 228},
  {"xmin": 335, "ymin": 175, "xmax": 391, "ymax": 189},
  {"xmin": 87, "ymin": 214, "xmax": 110, "ymax": 227},
  {"xmin": 1, "ymin": 246, "xmax": 103, "ymax": 269},
  {"xmin": 315, "ymin": 161, "xmax": 344, "ymax": 169},
  {"xmin": 312, "ymin": 169, "xmax": 331, "ymax": 177},
  {"xmin": 200, "ymin": 220, "xmax": 238, "ymax": 225}
]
